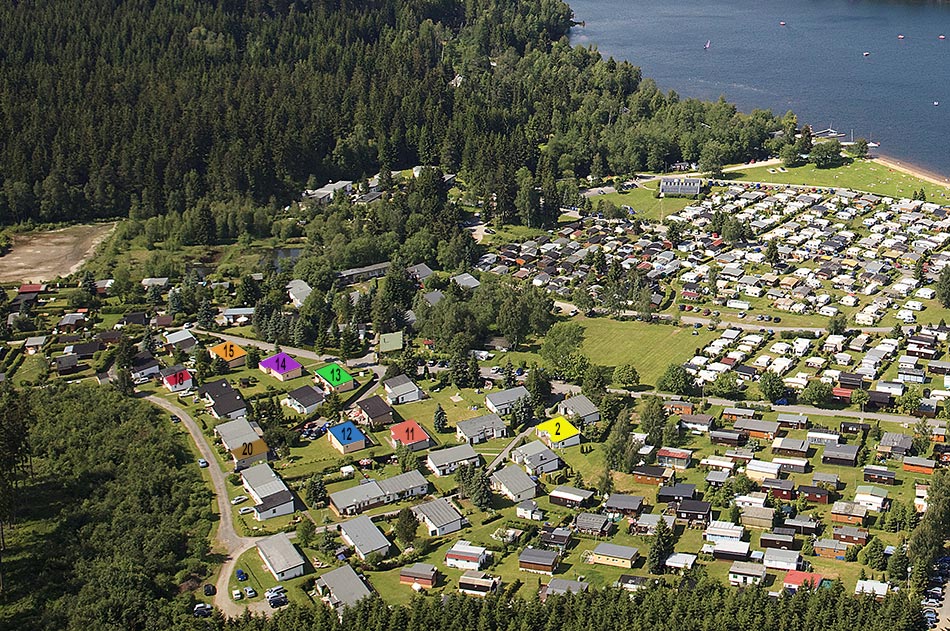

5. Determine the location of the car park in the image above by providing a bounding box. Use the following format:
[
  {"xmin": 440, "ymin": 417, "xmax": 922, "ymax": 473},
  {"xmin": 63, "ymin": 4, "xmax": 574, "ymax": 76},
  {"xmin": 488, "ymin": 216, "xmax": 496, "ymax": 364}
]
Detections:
[
  {"xmin": 203, "ymin": 584, "xmax": 216, "ymax": 596},
  {"xmin": 233, "ymin": 589, "xmax": 243, "ymax": 600},
  {"xmin": 244, "ymin": 587, "xmax": 257, "ymax": 598},
  {"xmin": 230, "ymin": 495, "xmax": 248, "ymax": 505},
  {"xmin": 197, "ymin": 459, "xmax": 209, "ymax": 468}
]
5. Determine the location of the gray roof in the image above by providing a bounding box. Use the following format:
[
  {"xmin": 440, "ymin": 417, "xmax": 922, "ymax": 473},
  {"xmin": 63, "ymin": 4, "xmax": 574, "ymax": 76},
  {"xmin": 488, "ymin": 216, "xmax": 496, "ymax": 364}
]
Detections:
[
  {"xmin": 823, "ymin": 444, "xmax": 859, "ymax": 460},
  {"xmin": 519, "ymin": 548, "xmax": 558, "ymax": 565},
  {"xmin": 216, "ymin": 418, "xmax": 259, "ymax": 449},
  {"xmin": 551, "ymin": 485, "xmax": 595, "ymax": 502},
  {"xmin": 485, "ymin": 386, "xmax": 530, "ymax": 409},
  {"xmin": 880, "ymin": 432, "xmax": 913, "ymax": 449},
  {"xmin": 457, "ymin": 413, "xmax": 506, "ymax": 437},
  {"xmin": 574, "ymin": 512, "xmax": 609, "ymax": 532},
  {"xmin": 242, "ymin": 463, "xmax": 288, "ymax": 499},
  {"xmin": 400, "ymin": 562, "xmax": 437, "ymax": 580},
  {"xmin": 427, "ymin": 444, "xmax": 479, "ymax": 468},
  {"xmin": 545, "ymin": 578, "xmax": 589, "ymax": 596},
  {"xmin": 412, "ymin": 498, "xmax": 463, "ymax": 529},
  {"xmin": 764, "ymin": 548, "xmax": 800, "ymax": 564},
  {"xmin": 730, "ymin": 561, "xmax": 766, "ymax": 577},
  {"xmin": 592, "ymin": 542, "xmax": 638, "ymax": 561},
  {"xmin": 257, "ymin": 532, "xmax": 304, "ymax": 574},
  {"xmin": 560, "ymin": 394, "xmax": 598, "ymax": 418},
  {"xmin": 491, "ymin": 465, "xmax": 536, "ymax": 496},
  {"xmin": 340, "ymin": 515, "xmax": 390, "ymax": 557},
  {"xmin": 383, "ymin": 374, "xmax": 420, "ymax": 398},
  {"xmin": 603, "ymin": 494, "xmax": 644, "ymax": 512},
  {"xmin": 164, "ymin": 329, "xmax": 196, "ymax": 345},
  {"xmin": 377, "ymin": 469, "xmax": 428, "ymax": 495},
  {"xmin": 317, "ymin": 565, "xmax": 372, "ymax": 608},
  {"xmin": 287, "ymin": 384, "xmax": 325, "ymax": 408}
]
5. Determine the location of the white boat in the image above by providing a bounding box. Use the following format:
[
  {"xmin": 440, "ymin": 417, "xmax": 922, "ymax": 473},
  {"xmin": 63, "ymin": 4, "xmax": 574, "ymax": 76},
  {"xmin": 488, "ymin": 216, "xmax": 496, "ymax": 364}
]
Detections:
[
  {"xmin": 935, "ymin": 101, "xmax": 940, "ymax": 107},
  {"xmin": 704, "ymin": 39, "xmax": 710, "ymax": 50},
  {"xmin": 863, "ymin": 51, "xmax": 870, "ymax": 57}
]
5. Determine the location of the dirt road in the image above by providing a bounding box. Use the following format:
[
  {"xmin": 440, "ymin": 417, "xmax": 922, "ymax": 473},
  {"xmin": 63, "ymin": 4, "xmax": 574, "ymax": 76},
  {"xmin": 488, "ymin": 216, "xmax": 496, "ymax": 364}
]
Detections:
[
  {"xmin": 0, "ymin": 222, "xmax": 115, "ymax": 283},
  {"xmin": 145, "ymin": 395, "xmax": 271, "ymax": 617}
]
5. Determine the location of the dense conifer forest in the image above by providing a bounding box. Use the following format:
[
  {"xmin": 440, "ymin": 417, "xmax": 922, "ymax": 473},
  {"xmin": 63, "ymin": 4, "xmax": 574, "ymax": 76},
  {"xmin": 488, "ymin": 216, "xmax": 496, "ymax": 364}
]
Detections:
[{"xmin": 0, "ymin": 0, "xmax": 785, "ymax": 225}]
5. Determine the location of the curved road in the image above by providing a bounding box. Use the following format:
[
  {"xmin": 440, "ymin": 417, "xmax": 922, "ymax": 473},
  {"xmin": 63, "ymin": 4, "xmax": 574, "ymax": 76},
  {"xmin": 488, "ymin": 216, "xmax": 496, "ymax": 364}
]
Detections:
[{"xmin": 146, "ymin": 395, "xmax": 269, "ymax": 617}]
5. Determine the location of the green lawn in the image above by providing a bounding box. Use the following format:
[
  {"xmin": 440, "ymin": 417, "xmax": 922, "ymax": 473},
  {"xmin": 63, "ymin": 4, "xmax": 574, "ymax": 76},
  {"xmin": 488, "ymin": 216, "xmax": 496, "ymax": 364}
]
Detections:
[
  {"xmin": 590, "ymin": 184, "xmax": 692, "ymax": 221},
  {"xmin": 726, "ymin": 159, "xmax": 950, "ymax": 200}
]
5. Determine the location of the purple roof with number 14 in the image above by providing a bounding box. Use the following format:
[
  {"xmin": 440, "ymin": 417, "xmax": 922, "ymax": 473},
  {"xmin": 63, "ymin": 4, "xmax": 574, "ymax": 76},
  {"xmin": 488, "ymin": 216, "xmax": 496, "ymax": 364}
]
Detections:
[{"xmin": 260, "ymin": 352, "xmax": 302, "ymax": 375}]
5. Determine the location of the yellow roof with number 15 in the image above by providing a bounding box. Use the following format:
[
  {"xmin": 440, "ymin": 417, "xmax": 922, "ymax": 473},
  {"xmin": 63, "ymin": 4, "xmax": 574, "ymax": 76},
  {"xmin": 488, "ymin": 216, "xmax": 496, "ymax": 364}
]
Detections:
[{"xmin": 536, "ymin": 416, "xmax": 579, "ymax": 443}]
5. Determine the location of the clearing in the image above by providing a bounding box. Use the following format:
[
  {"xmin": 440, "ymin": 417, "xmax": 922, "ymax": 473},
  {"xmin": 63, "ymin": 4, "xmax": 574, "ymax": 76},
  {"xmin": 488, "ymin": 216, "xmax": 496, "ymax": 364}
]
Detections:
[{"xmin": 0, "ymin": 222, "xmax": 116, "ymax": 283}]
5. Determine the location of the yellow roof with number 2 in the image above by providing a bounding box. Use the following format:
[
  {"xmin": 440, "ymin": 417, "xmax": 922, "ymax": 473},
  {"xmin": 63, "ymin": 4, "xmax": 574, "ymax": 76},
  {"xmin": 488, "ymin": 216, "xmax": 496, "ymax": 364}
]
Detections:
[{"xmin": 536, "ymin": 416, "xmax": 580, "ymax": 443}]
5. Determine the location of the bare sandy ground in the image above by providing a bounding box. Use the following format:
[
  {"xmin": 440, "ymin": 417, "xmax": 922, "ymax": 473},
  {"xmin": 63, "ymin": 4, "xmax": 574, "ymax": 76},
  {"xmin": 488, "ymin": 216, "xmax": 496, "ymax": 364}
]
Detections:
[
  {"xmin": 872, "ymin": 156, "xmax": 950, "ymax": 188},
  {"xmin": 0, "ymin": 222, "xmax": 116, "ymax": 283}
]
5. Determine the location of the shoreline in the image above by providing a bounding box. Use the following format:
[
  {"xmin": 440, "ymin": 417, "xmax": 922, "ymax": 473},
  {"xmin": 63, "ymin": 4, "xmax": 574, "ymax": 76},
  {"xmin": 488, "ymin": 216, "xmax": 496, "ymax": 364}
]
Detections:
[{"xmin": 871, "ymin": 153, "xmax": 950, "ymax": 189}]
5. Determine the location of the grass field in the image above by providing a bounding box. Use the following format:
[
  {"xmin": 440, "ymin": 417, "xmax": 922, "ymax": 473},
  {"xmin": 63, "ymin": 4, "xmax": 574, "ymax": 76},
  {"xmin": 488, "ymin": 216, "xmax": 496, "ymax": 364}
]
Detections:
[
  {"xmin": 726, "ymin": 159, "xmax": 950, "ymax": 200},
  {"xmin": 589, "ymin": 184, "xmax": 692, "ymax": 221}
]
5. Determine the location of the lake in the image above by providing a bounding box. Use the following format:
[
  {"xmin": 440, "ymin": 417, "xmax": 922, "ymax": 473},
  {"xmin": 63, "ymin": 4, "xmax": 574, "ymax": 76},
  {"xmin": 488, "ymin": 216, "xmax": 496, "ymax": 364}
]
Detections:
[{"xmin": 569, "ymin": 0, "xmax": 950, "ymax": 176}]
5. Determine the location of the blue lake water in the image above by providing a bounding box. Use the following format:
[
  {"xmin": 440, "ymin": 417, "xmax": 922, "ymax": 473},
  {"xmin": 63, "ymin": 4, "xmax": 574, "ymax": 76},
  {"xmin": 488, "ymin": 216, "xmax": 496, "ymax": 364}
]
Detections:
[{"xmin": 569, "ymin": 0, "xmax": 950, "ymax": 177}]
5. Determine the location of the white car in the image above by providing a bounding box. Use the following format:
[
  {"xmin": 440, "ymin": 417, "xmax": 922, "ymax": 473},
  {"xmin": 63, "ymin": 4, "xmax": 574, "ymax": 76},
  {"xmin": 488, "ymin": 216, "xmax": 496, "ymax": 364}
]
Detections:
[
  {"xmin": 230, "ymin": 495, "xmax": 248, "ymax": 505},
  {"xmin": 232, "ymin": 589, "xmax": 243, "ymax": 600},
  {"xmin": 238, "ymin": 506, "xmax": 255, "ymax": 515}
]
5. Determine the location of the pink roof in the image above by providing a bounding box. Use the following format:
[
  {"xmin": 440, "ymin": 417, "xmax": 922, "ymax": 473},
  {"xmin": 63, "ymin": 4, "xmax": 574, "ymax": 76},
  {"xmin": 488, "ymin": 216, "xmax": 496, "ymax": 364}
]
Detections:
[
  {"xmin": 783, "ymin": 570, "xmax": 823, "ymax": 587},
  {"xmin": 260, "ymin": 352, "xmax": 302, "ymax": 374},
  {"xmin": 657, "ymin": 448, "xmax": 691, "ymax": 459}
]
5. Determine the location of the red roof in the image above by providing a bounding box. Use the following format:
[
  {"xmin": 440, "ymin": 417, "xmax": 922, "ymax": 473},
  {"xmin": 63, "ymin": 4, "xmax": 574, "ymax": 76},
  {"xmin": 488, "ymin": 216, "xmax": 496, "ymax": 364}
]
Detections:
[
  {"xmin": 18, "ymin": 283, "xmax": 44, "ymax": 293},
  {"xmin": 656, "ymin": 447, "xmax": 691, "ymax": 459},
  {"xmin": 783, "ymin": 570, "xmax": 824, "ymax": 588},
  {"xmin": 163, "ymin": 369, "xmax": 192, "ymax": 384},
  {"xmin": 390, "ymin": 420, "xmax": 429, "ymax": 445},
  {"xmin": 832, "ymin": 387, "xmax": 853, "ymax": 399}
]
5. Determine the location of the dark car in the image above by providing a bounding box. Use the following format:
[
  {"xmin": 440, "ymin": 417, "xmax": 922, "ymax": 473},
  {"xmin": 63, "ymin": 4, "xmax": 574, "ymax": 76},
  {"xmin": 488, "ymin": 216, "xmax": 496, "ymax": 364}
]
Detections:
[
  {"xmin": 268, "ymin": 595, "xmax": 289, "ymax": 608},
  {"xmin": 193, "ymin": 604, "xmax": 212, "ymax": 618},
  {"xmin": 236, "ymin": 569, "xmax": 248, "ymax": 582},
  {"xmin": 203, "ymin": 584, "xmax": 216, "ymax": 596}
]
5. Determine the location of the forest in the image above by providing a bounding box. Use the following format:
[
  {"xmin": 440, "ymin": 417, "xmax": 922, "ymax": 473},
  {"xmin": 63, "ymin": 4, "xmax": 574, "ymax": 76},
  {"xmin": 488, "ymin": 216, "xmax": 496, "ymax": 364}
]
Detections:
[{"xmin": 0, "ymin": 0, "xmax": 788, "ymax": 226}]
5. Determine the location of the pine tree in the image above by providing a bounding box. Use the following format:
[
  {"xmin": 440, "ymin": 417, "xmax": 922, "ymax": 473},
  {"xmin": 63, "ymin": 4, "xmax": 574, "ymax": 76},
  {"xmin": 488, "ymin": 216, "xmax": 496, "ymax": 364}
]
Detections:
[
  {"xmin": 246, "ymin": 346, "xmax": 261, "ymax": 369},
  {"xmin": 649, "ymin": 517, "xmax": 674, "ymax": 574},
  {"xmin": 395, "ymin": 508, "xmax": 419, "ymax": 546},
  {"xmin": 433, "ymin": 404, "xmax": 448, "ymax": 433},
  {"xmin": 305, "ymin": 475, "xmax": 328, "ymax": 506},
  {"xmin": 197, "ymin": 298, "xmax": 215, "ymax": 330}
]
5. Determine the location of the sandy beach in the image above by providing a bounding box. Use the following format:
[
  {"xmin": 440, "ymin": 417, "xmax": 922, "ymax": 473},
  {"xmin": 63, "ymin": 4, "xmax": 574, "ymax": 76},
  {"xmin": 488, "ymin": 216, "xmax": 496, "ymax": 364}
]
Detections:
[{"xmin": 872, "ymin": 154, "xmax": 950, "ymax": 189}]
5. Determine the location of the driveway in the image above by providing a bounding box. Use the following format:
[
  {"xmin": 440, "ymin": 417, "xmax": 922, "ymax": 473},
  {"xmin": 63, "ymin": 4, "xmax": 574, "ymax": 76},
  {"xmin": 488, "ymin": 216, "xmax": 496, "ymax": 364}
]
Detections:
[{"xmin": 145, "ymin": 395, "xmax": 271, "ymax": 617}]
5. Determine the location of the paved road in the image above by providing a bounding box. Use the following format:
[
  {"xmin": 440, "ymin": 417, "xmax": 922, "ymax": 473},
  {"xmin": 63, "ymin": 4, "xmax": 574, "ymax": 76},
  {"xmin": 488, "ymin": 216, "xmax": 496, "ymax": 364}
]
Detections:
[
  {"xmin": 145, "ymin": 395, "xmax": 270, "ymax": 617},
  {"xmin": 486, "ymin": 424, "xmax": 537, "ymax": 472}
]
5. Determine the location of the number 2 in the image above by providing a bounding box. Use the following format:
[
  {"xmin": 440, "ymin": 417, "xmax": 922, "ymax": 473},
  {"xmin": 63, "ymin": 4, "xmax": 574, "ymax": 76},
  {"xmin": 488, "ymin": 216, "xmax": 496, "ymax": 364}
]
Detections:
[{"xmin": 554, "ymin": 422, "xmax": 561, "ymax": 436}]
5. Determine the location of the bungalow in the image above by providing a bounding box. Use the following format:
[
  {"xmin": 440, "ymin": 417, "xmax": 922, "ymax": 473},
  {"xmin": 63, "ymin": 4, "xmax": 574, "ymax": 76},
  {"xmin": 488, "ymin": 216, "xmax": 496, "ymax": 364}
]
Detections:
[
  {"xmin": 797, "ymin": 485, "xmax": 830, "ymax": 504},
  {"xmin": 456, "ymin": 413, "xmax": 508, "ymax": 444},
  {"xmin": 389, "ymin": 419, "xmax": 432, "ymax": 451},
  {"xmin": 215, "ymin": 417, "xmax": 268, "ymax": 470},
  {"xmin": 23, "ymin": 335, "xmax": 47, "ymax": 355},
  {"xmin": 490, "ymin": 465, "xmax": 537, "ymax": 502},
  {"xmin": 557, "ymin": 394, "xmax": 601, "ymax": 425},
  {"xmin": 633, "ymin": 465, "xmax": 675, "ymax": 486},
  {"xmin": 711, "ymin": 430, "xmax": 745, "ymax": 446},
  {"xmin": 773, "ymin": 457, "xmax": 809, "ymax": 474},
  {"xmin": 221, "ymin": 307, "xmax": 255, "ymax": 326},
  {"xmin": 729, "ymin": 561, "xmax": 766, "ymax": 586},
  {"xmin": 589, "ymin": 543, "xmax": 639, "ymax": 568},
  {"xmin": 412, "ymin": 498, "xmax": 465, "ymax": 536},
  {"xmin": 550, "ymin": 485, "xmax": 595, "ymax": 508},
  {"xmin": 841, "ymin": 421, "xmax": 871, "ymax": 435},
  {"xmin": 382, "ymin": 374, "xmax": 424, "ymax": 405},
  {"xmin": 656, "ymin": 447, "xmax": 692, "ymax": 470},
  {"xmin": 511, "ymin": 440, "xmax": 561, "ymax": 475},
  {"xmin": 863, "ymin": 465, "xmax": 897, "ymax": 485},
  {"xmin": 257, "ymin": 533, "xmax": 306, "ymax": 582},
  {"xmin": 57, "ymin": 312, "xmax": 86, "ymax": 332},
  {"xmin": 783, "ymin": 570, "xmax": 827, "ymax": 592},
  {"xmin": 282, "ymin": 385, "xmax": 325, "ymax": 415},
  {"xmin": 519, "ymin": 548, "xmax": 559, "ymax": 575},
  {"xmin": 399, "ymin": 563, "xmax": 438, "ymax": 589},
  {"xmin": 315, "ymin": 565, "xmax": 372, "ymax": 610},
  {"xmin": 485, "ymin": 386, "xmax": 530, "ymax": 416},
  {"xmin": 540, "ymin": 526, "xmax": 573, "ymax": 551},
  {"xmin": 741, "ymin": 506, "xmax": 776, "ymax": 529},
  {"xmin": 759, "ymin": 532, "xmax": 795, "ymax": 550},
  {"xmin": 733, "ymin": 419, "xmax": 781, "ymax": 440},
  {"xmin": 445, "ymin": 540, "xmax": 491, "ymax": 570},
  {"xmin": 314, "ymin": 363, "xmax": 356, "ymax": 393},
  {"xmin": 763, "ymin": 548, "xmax": 802, "ymax": 572},
  {"xmin": 536, "ymin": 416, "xmax": 581, "ymax": 449},
  {"xmin": 130, "ymin": 351, "xmax": 161, "ymax": 381},
  {"xmin": 815, "ymin": 538, "xmax": 848, "ymax": 560},
  {"xmin": 806, "ymin": 428, "xmax": 840, "ymax": 446},
  {"xmin": 722, "ymin": 407, "xmax": 756, "ymax": 423},
  {"xmin": 340, "ymin": 515, "xmax": 391, "ymax": 560},
  {"xmin": 664, "ymin": 553, "xmax": 697, "ymax": 574},
  {"xmin": 854, "ymin": 579, "xmax": 889, "ymax": 600},
  {"xmin": 328, "ymin": 470, "xmax": 428, "ymax": 516},
  {"xmin": 833, "ymin": 526, "xmax": 869, "ymax": 546},
  {"xmin": 704, "ymin": 521, "xmax": 745, "ymax": 543},
  {"xmin": 539, "ymin": 578, "xmax": 589, "ymax": 602},
  {"xmin": 657, "ymin": 483, "xmax": 696, "ymax": 504},
  {"xmin": 209, "ymin": 340, "xmax": 247, "ymax": 369},
  {"xmin": 745, "ymin": 459, "xmax": 782, "ymax": 483},
  {"xmin": 426, "ymin": 444, "xmax": 480, "ymax": 477},
  {"xmin": 458, "ymin": 571, "xmax": 502, "ymax": 597},
  {"xmin": 680, "ymin": 414, "xmax": 715, "ymax": 433},
  {"xmin": 784, "ymin": 516, "xmax": 822, "ymax": 535},
  {"xmin": 241, "ymin": 463, "xmax": 294, "ymax": 521},
  {"xmin": 353, "ymin": 395, "xmax": 394, "ymax": 427},
  {"xmin": 199, "ymin": 379, "xmax": 248, "ymax": 420},
  {"xmin": 516, "ymin": 499, "xmax": 545, "ymax": 521},
  {"xmin": 164, "ymin": 329, "xmax": 197, "ymax": 354},
  {"xmin": 903, "ymin": 456, "xmax": 936, "ymax": 474},
  {"xmin": 822, "ymin": 443, "xmax": 859, "ymax": 467},
  {"xmin": 160, "ymin": 365, "xmax": 193, "ymax": 393},
  {"xmin": 259, "ymin": 352, "xmax": 303, "ymax": 381},
  {"xmin": 777, "ymin": 413, "xmax": 809, "ymax": 430},
  {"xmin": 676, "ymin": 499, "xmax": 711, "ymax": 525},
  {"xmin": 772, "ymin": 438, "xmax": 808, "ymax": 457},
  {"xmin": 713, "ymin": 540, "xmax": 750, "ymax": 562},
  {"xmin": 854, "ymin": 485, "xmax": 889, "ymax": 512},
  {"xmin": 632, "ymin": 513, "xmax": 676, "ymax": 535},
  {"xmin": 664, "ymin": 400, "xmax": 694, "ymax": 416},
  {"xmin": 575, "ymin": 512, "xmax": 612, "ymax": 537},
  {"xmin": 603, "ymin": 494, "xmax": 644, "ymax": 519},
  {"xmin": 328, "ymin": 421, "xmax": 368, "ymax": 454},
  {"xmin": 831, "ymin": 500, "xmax": 867, "ymax": 525},
  {"xmin": 761, "ymin": 478, "xmax": 796, "ymax": 501}
]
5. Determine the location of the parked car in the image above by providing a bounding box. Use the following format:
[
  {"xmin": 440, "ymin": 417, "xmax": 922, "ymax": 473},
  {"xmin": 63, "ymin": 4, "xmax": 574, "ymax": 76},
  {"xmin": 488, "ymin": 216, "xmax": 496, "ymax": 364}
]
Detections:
[
  {"xmin": 236, "ymin": 569, "xmax": 248, "ymax": 581},
  {"xmin": 268, "ymin": 595, "xmax": 289, "ymax": 608},
  {"xmin": 233, "ymin": 589, "xmax": 243, "ymax": 600},
  {"xmin": 921, "ymin": 598, "xmax": 940, "ymax": 608},
  {"xmin": 230, "ymin": 495, "xmax": 249, "ymax": 505},
  {"xmin": 193, "ymin": 604, "xmax": 212, "ymax": 618},
  {"xmin": 266, "ymin": 586, "xmax": 286, "ymax": 597},
  {"xmin": 203, "ymin": 584, "xmax": 216, "ymax": 596},
  {"xmin": 244, "ymin": 587, "xmax": 257, "ymax": 598},
  {"xmin": 197, "ymin": 459, "xmax": 209, "ymax": 468},
  {"xmin": 238, "ymin": 506, "xmax": 255, "ymax": 515},
  {"xmin": 170, "ymin": 415, "xmax": 180, "ymax": 423}
]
